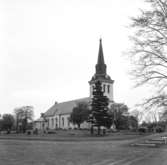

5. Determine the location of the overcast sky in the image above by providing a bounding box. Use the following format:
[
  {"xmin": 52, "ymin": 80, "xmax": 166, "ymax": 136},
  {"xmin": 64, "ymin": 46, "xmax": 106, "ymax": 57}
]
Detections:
[{"xmin": 0, "ymin": 0, "xmax": 151, "ymax": 119}]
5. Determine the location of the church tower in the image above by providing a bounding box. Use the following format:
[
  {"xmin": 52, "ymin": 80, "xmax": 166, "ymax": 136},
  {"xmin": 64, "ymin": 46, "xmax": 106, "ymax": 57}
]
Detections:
[{"xmin": 89, "ymin": 39, "xmax": 114, "ymax": 101}]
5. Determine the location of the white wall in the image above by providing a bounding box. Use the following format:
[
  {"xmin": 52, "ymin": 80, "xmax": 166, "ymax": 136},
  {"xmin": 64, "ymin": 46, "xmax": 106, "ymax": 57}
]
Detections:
[{"xmin": 90, "ymin": 82, "xmax": 113, "ymax": 101}]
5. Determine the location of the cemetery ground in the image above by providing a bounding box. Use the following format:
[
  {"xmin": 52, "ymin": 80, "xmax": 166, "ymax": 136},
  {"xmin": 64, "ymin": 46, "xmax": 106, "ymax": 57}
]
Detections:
[{"xmin": 0, "ymin": 130, "xmax": 167, "ymax": 165}]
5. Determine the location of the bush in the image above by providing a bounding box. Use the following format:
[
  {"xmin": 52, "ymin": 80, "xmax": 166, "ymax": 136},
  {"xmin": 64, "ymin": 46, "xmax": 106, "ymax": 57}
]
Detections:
[
  {"xmin": 47, "ymin": 130, "xmax": 57, "ymax": 134},
  {"xmin": 155, "ymin": 126, "xmax": 164, "ymax": 133},
  {"xmin": 26, "ymin": 130, "xmax": 33, "ymax": 135},
  {"xmin": 33, "ymin": 128, "xmax": 38, "ymax": 135},
  {"xmin": 138, "ymin": 127, "xmax": 147, "ymax": 133}
]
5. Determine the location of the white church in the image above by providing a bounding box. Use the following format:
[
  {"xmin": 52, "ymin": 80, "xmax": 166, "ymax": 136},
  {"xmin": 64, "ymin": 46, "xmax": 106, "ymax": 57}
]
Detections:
[{"xmin": 34, "ymin": 39, "xmax": 114, "ymax": 130}]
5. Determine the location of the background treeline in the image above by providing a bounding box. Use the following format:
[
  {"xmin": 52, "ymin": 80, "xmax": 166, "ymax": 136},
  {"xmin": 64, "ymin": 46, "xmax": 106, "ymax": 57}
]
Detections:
[{"xmin": 0, "ymin": 106, "xmax": 34, "ymax": 134}]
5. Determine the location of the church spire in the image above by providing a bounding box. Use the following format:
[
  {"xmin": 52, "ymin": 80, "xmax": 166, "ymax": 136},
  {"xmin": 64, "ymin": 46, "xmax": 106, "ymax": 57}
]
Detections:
[
  {"xmin": 89, "ymin": 39, "xmax": 114, "ymax": 101},
  {"xmin": 95, "ymin": 38, "xmax": 106, "ymax": 75},
  {"xmin": 97, "ymin": 38, "xmax": 105, "ymax": 65}
]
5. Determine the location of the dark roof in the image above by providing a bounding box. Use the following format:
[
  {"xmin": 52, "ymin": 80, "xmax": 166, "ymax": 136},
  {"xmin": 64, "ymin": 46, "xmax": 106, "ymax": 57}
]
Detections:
[
  {"xmin": 95, "ymin": 39, "xmax": 107, "ymax": 76},
  {"xmin": 44, "ymin": 97, "xmax": 91, "ymax": 117}
]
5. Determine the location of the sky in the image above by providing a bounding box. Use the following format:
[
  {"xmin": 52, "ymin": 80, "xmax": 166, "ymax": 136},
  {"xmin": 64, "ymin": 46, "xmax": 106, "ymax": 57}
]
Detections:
[{"xmin": 0, "ymin": 0, "xmax": 151, "ymax": 119}]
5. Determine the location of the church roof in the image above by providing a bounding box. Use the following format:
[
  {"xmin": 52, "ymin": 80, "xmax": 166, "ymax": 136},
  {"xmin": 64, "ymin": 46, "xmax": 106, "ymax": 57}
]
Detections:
[{"xmin": 44, "ymin": 97, "xmax": 91, "ymax": 117}]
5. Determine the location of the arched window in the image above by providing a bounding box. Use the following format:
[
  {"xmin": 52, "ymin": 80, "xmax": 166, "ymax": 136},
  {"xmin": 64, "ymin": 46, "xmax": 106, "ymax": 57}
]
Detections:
[
  {"xmin": 48, "ymin": 119, "xmax": 50, "ymax": 128},
  {"xmin": 52, "ymin": 118, "xmax": 54, "ymax": 127},
  {"xmin": 62, "ymin": 117, "xmax": 64, "ymax": 127},
  {"xmin": 108, "ymin": 85, "xmax": 110, "ymax": 93},
  {"xmin": 67, "ymin": 117, "xmax": 70, "ymax": 127},
  {"xmin": 55, "ymin": 118, "xmax": 58, "ymax": 128}
]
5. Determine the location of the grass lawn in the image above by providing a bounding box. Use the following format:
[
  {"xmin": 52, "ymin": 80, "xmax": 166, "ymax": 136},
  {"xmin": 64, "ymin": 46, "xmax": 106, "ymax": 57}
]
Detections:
[
  {"xmin": 0, "ymin": 139, "xmax": 158, "ymax": 165},
  {"xmin": 0, "ymin": 130, "xmax": 151, "ymax": 141},
  {"xmin": 0, "ymin": 131, "xmax": 166, "ymax": 165}
]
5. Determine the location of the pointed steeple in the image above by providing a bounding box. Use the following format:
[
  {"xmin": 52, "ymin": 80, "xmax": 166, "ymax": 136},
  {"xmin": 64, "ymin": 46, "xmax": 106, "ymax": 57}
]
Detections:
[
  {"xmin": 96, "ymin": 38, "xmax": 106, "ymax": 75},
  {"xmin": 89, "ymin": 39, "xmax": 114, "ymax": 101},
  {"xmin": 97, "ymin": 38, "xmax": 105, "ymax": 65}
]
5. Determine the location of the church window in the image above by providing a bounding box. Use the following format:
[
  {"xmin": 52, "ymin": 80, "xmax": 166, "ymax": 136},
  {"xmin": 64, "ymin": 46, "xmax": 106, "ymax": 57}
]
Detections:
[
  {"xmin": 103, "ymin": 84, "xmax": 106, "ymax": 92},
  {"xmin": 55, "ymin": 118, "xmax": 58, "ymax": 128},
  {"xmin": 52, "ymin": 118, "xmax": 54, "ymax": 127},
  {"xmin": 108, "ymin": 85, "xmax": 110, "ymax": 93},
  {"xmin": 48, "ymin": 119, "xmax": 50, "ymax": 127},
  {"xmin": 62, "ymin": 117, "xmax": 64, "ymax": 127},
  {"xmin": 67, "ymin": 117, "xmax": 70, "ymax": 127}
]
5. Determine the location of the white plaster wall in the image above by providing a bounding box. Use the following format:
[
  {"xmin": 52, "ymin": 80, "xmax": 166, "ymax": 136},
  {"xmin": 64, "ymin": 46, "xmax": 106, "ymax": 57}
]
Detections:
[
  {"xmin": 46, "ymin": 114, "xmax": 78, "ymax": 129},
  {"xmin": 102, "ymin": 82, "xmax": 113, "ymax": 101},
  {"xmin": 47, "ymin": 116, "xmax": 59, "ymax": 129},
  {"xmin": 38, "ymin": 115, "xmax": 91, "ymax": 130},
  {"xmin": 59, "ymin": 114, "xmax": 71, "ymax": 129},
  {"xmin": 90, "ymin": 82, "xmax": 113, "ymax": 101},
  {"xmin": 48, "ymin": 117, "xmax": 54, "ymax": 129},
  {"xmin": 90, "ymin": 85, "xmax": 94, "ymax": 98}
]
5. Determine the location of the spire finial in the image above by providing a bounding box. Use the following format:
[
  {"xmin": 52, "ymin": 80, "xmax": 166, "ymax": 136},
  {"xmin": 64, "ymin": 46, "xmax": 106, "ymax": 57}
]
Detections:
[{"xmin": 100, "ymin": 38, "xmax": 102, "ymax": 43}]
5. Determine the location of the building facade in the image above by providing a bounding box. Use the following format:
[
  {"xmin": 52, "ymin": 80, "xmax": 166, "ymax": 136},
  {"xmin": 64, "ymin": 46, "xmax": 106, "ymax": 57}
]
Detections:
[{"xmin": 34, "ymin": 39, "xmax": 114, "ymax": 130}]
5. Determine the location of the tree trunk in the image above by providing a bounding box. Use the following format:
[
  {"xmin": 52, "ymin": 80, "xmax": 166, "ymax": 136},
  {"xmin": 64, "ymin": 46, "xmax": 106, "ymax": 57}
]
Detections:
[{"xmin": 78, "ymin": 124, "xmax": 80, "ymax": 129}]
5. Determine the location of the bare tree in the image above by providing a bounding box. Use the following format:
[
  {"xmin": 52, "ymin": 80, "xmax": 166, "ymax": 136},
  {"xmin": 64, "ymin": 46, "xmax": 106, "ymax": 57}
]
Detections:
[
  {"xmin": 129, "ymin": 0, "xmax": 167, "ymax": 111},
  {"xmin": 14, "ymin": 106, "xmax": 34, "ymax": 133},
  {"xmin": 131, "ymin": 109, "xmax": 143, "ymax": 124},
  {"xmin": 150, "ymin": 109, "xmax": 159, "ymax": 122},
  {"xmin": 159, "ymin": 107, "xmax": 167, "ymax": 120}
]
